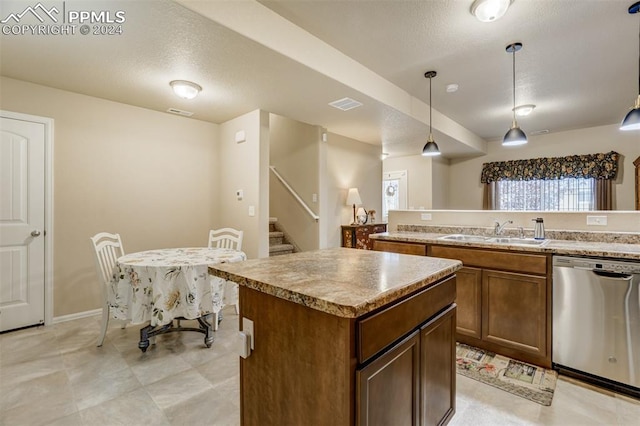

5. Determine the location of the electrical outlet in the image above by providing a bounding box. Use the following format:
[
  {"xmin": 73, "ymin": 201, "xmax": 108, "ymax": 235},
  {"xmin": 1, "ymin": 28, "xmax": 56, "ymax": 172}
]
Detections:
[
  {"xmin": 586, "ymin": 215, "xmax": 607, "ymax": 226},
  {"xmin": 242, "ymin": 317, "xmax": 254, "ymax": 350},
  {"xmin": 421, "ymin": 213, "xmax": 432, "ymax": 221}
]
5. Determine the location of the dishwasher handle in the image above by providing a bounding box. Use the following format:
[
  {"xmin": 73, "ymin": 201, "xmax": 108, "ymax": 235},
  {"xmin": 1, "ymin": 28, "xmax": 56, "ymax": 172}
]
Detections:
[{"xmin": 591, "ymin": 270, "xmax": 634, "ymax": 280}]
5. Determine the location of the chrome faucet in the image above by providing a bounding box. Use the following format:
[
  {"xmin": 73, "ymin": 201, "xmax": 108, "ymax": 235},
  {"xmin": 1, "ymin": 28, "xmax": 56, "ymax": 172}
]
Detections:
[{"xmin": 494, "ymin": 220, "xmax": 513, "ymax": 235}]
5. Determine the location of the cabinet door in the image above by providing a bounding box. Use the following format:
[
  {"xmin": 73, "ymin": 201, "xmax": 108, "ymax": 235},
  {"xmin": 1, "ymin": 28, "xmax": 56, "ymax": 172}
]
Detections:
[
  {"xmin": 482, "ymin": 270, "xmax": 547, "ymax": 357},
  {"xmin": 455, "ymin": 267, "xmax": 482, "ymax": 339},
  {"xmin": 420, "ymin": 304, "xmax": 456, "ymax": 426},
  {"xmin": 357, "ymin": 331, "xmax": 420, "ymax": 426}
]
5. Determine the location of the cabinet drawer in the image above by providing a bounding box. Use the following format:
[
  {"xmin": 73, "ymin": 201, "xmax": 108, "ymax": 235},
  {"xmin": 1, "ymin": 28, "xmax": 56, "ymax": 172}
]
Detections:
[
  {"xmin": 430, "ymin": 245, "xmax": 547, "ymax": 275},
  {"xmin": 357, "ymin": 275, "xmax": 456, "ymax": 364},
  {"xmin": 372, "ymin": 240, "xmax": 427, "ymax": 256}
]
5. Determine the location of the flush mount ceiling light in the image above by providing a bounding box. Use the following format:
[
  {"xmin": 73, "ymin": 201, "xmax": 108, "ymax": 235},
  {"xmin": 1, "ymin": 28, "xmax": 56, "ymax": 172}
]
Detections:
[
  {"xmin": 503, "ymin": 43, "xmax": 528, "ymax": 146},
  {"xmin": 446, "ymin": 83, "xmax": 459, "ymax": 93},
  {"xmin": 422, "ymin": 71, "xmax": 441, "ymax": 157},
  {"xmin": 170, "ymin": 80, "xmax": 202, "ymax": 100},
  {"xmin": 470, "ymin": 0, "xmax": 513, "ymax": 22},
  {"xmin": 513, "ymin": 104, "xmax": 536, "ymax": 116},
  {"xmin": 620, "ymin": 1, "xmax": 640, "ymax": 131}
]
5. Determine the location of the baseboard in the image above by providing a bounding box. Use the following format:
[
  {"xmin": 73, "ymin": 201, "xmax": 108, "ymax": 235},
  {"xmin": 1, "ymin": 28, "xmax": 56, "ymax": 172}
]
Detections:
[{"xmin": 52, "ymin": 308, "xmax": 101, "ymax": 324}]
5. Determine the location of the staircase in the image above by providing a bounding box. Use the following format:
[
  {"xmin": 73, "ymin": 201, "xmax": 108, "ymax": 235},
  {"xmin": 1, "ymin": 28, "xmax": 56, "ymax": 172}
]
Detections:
[{"xmin": 269, "ymin": 217, "xmax": 295, "ymax": 256}]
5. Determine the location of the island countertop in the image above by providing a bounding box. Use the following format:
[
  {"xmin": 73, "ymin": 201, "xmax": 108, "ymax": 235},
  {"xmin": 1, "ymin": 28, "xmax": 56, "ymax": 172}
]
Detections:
[{"xmin": 208, "ymin": 247, "xmax": 462, "ymax": 318}]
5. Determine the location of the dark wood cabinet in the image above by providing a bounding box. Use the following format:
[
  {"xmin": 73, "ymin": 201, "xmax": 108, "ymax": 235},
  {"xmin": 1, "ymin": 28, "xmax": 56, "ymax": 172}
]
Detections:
[
  {"xmin": 357, "ymin": 332, "xmax": 420, "ymax": 426},
  {"xmin": 420, "ymin": 305, "xmax": 456, "ymax": 426},
  {"xmin": 454, "ymin": 266, "xmax": 482, "ymax": 340},
  {"xmin": 429, "ymin": 244, "xmax": 551, "ymax": 368},
  {"xmin": 372, "ymin": 239, "xmax": 427, "ymax": 255},
  {"xmin": 482, "ymin": 269, "xmax": 547, "ymax": 357},
  {"xmin": 342, "ymin": 223, "xmax": 387, "ymax": 250}
]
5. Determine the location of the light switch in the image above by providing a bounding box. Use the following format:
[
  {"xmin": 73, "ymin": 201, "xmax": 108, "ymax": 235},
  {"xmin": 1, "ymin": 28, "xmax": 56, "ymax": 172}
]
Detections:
[
  {"xmin": 312, "ymin": 193, "xmax": 318, "ymax": 203},
  {"xmin": 235, "ymin": 130, "xmax": 246, "ymax": 143},
  {"xmin": 248, "ymin": 205, "xmax": 255, "ymax": 217}
]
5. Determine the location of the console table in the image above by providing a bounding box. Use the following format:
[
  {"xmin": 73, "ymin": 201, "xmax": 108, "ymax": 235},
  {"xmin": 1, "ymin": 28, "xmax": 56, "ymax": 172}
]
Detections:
[{"xmin": 341, "ymin": 223, "xmax": 387, "ymax": 250}]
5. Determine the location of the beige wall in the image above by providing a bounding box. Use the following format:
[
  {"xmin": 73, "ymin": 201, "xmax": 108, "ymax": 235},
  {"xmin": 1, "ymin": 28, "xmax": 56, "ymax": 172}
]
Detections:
[
  {"xmin": 324, "ymin": 132, "xmax": 383, "ymax": 248},
  {"xmin": 448, "ymin": 124, "xmax": 640, "ymax": 210},
  {"xmin": 383, "ymin": 154, "xmax": 441, "ymax": 209},
  {"xmin": 217, "ymin": 109, "xmax": 270, "ymax": 259},
  {"xmin": 0, "ymin": 77, "xmax": 218, "ymax": 317},
  {"xmin": 269, "ymin": 114, "xmax": 320, "ymax": 251},
  {"xmin": 388, "ymin": 210, "xmax": 640, "ymax": 233}
]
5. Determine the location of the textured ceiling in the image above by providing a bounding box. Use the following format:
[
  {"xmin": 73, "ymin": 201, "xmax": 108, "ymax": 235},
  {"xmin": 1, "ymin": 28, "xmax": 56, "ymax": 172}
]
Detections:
[{"xmin": 1, "ymin": 0, "xmax": 638, "ymax": 158}]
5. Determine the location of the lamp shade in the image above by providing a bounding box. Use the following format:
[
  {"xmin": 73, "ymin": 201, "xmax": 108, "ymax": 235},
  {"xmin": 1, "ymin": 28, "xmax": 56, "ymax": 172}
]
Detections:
[
  {"xmin": 620, "ymin": 96, "xmax": 640, "ymax": 131},
  {"xmin": 503, "ymin": 125, "xmax": 528, "ymax": 146},
  {"xmin": 346, "ymin": 188, "xmax": 362, "ymax": 206}
]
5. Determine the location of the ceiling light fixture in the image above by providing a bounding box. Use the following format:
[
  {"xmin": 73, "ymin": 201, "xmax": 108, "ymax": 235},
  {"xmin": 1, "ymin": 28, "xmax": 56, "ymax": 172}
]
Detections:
[
  {"xmin": 381, "ymin": 152, "xmax": 389, "ymax": 160},
  {"xmin": 503, "ymin": 43, "xmax": 528, "ymax": 146},
  {"xmin": 513, "ymin": 104, "xmax": 536, "ymax": 116},
  {"xmin": 621, "ymin": 1, "xmax": 640, "ymax": 131},
  {"xmin": 422, "ymin": 71, "xmax": 441, "ymax": 157},
  {"xmin": 470, "ymin": 0, "xmax": 513, "ymax": 23},
  {"xmin": 446, "ymin": 83, "xmax": 459, "ymax": 93},
  {"xmin": 170, "ymin": 80, "xmax": 202, "ymax": 100}
]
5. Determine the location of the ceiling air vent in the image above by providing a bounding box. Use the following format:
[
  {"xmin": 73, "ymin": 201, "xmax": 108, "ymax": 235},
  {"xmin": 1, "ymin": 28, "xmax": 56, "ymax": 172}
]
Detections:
[
  {"xmin": 328, "ymin": 97, "xmax": 363, "ymax": 111},
  {"xmin": 166, "ymin": 108, "xmax": 194, "ymax": 117}
]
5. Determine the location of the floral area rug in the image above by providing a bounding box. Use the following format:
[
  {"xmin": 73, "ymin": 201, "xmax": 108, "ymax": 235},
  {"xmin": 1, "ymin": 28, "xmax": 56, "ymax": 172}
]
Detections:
[{"xmin": 456, "ymin": 343, "xmax": 558, "ymax": 406}]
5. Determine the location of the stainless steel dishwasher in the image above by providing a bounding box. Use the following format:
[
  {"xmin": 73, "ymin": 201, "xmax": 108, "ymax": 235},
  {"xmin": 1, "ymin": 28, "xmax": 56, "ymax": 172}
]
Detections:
[{"xmin": 553, "ymin": 256, "xmax": 640, "ymax": 396}]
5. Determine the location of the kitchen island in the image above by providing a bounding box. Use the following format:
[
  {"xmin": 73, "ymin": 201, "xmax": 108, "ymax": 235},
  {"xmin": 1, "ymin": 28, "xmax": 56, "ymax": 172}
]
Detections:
[{"xmin": 209, "ymin": 247, "xmax": 462, "ymax": 426}]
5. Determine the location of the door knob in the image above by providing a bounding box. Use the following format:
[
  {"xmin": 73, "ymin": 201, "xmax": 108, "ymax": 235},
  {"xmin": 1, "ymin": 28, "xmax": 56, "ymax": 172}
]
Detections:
[{"xmin": 31, "ymin": 230, "xmax": 41, "ymax": 237}]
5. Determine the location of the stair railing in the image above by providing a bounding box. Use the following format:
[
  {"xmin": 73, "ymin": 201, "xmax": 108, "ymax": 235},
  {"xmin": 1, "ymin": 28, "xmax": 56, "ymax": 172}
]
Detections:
[{"xmin": 269, "ymin": 166, "xmax": 319, "ymax": 222}]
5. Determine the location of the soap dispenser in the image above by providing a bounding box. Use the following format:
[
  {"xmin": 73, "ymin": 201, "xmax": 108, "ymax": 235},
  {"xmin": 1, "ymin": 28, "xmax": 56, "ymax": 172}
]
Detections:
[{"xmin": 532, "ymin": 218, "xmax": 545, "ymax": 240}]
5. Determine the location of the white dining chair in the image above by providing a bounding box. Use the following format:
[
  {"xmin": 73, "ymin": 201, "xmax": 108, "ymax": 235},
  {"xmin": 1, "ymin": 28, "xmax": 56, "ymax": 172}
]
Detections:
[
  {"xmin": 208, "ymin": 228, "xmax": 243, "ymax": 323},
  {"xmin": 208, "ymin": 228, "xmax": 244, "ymax": 251},
  {"xmin": 90, "ymin": 232, "xmax": 127, "ymax": 347}
]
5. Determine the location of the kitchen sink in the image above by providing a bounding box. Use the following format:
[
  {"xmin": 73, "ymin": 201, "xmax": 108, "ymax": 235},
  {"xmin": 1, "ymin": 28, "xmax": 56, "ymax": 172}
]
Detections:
[
  {"xmin": 486, "ymin": 237, "xmax": 549, "ymax": 246},
  {"xmin": 438, "ymin": 234, "xmax": 489, "ymax": 242},
  {"xmin": 438, "ymin": 234, "xmax": 549, "ymax": 247}
]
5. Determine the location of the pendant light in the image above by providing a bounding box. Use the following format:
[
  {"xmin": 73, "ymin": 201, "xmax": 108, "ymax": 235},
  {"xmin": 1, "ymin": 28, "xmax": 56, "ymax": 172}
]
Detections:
[
  {"xmin": 620, "ymin": 1, "xmax": 640, "ymax": 131},
  {"xmin": 503, "ymin": 43, "xmax": 528, "ymax": 146},
  {"xmin": 422, "ymin": 71, "xmax": 441, "ymax": 157}
]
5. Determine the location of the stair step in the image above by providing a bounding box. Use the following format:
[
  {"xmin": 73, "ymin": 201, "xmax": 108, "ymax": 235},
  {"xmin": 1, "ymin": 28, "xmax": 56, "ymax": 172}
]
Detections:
[
  {"xmin": 269, "ymin": 217, "xmax": 278, "ymax": 224},
  {"xmin": 269, "ymin": 243, "xmax": 294, "ymax": 256},
  {"xmin": 269, "ymin": 231, "xmax": 284, "ymax": 246}
]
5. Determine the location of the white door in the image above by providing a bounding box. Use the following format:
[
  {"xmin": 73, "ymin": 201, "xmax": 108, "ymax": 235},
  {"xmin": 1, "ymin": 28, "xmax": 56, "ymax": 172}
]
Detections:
[
  {"xmin": 0, "ymin": 116, "xmax": 46, "ymax": 332},
  {"xmin": 382, "ymin": 170, "xmax": 408, "ymax": 221}
]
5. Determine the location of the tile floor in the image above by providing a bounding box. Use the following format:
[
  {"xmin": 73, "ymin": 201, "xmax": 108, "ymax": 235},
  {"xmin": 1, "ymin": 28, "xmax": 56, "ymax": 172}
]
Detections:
[{"xmin": 1, "ymin": 308, "xmax": 638, "ymax": 425}]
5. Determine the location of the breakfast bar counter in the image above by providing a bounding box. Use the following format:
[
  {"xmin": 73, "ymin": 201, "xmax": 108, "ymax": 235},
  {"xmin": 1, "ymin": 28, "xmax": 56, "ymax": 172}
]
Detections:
[{"xmin": 209, "ymin": 247, "xmax": 462, "ymax": 426}]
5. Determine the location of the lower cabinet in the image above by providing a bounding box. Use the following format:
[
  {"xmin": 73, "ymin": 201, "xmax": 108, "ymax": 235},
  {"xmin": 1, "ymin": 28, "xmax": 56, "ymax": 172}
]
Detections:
[
  {"xmin": 429, "ymin": 244, "xmax": 551, "ymax": 368},
  {"xmin": 357, "ymin": 305, "xmax": 456, "ymax": 426}
]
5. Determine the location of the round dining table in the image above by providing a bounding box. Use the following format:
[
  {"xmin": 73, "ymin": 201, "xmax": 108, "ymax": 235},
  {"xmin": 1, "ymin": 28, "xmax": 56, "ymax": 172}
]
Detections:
[{"xmin": 109, "ymin": 247, "xmax": 246, "ymax": 351}]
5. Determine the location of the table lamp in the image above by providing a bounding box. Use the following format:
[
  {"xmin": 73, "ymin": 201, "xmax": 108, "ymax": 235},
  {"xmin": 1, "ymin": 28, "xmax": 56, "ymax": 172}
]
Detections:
[{"xmin": 346, "ymin": 188, "xmax": 362, "ymax": 225}]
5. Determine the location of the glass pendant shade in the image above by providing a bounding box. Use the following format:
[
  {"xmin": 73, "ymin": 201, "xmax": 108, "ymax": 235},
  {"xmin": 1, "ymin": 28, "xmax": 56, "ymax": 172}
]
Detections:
[
  {"xmin": 620, "ymin": 98, "xmax": 640, "ymax": 130},
  {"xmin": 503, "ymin": 124, "xmax": 528, "ymax": 146},
  {"xmin": 422, "ymin": 138, "xmax": 441, "ymax": 156}
]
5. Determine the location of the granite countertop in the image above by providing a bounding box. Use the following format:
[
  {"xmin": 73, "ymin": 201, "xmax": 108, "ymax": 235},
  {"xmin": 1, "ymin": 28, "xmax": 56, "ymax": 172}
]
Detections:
[
  {"xmin": 208, "ymin": 247, "xmax": 462, "ymax": 318},
  {"xmin": 370, "ymin": 231, "xmax": 640, "ymax": 260}
]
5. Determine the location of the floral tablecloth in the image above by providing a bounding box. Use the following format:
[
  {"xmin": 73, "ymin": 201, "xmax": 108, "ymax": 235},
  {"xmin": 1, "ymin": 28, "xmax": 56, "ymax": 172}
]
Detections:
[{"xmin": 109, "ymin": 247, "xmax": 246, "ymax": 326}]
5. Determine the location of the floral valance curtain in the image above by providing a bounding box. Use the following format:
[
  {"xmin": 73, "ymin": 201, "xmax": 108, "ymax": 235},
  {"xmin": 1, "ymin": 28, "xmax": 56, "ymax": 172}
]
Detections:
[{"xmin": 480, "ymin": 151, "xmax": 620, "ymax": 184}]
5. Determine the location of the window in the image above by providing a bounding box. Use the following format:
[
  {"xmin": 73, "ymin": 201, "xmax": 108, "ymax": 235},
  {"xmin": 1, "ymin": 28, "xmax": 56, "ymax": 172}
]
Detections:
[{"xmin": 496, "ymin": 177, "xmax": 595, "ymax": 211}]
